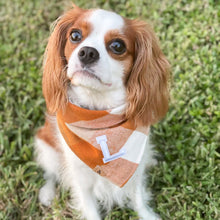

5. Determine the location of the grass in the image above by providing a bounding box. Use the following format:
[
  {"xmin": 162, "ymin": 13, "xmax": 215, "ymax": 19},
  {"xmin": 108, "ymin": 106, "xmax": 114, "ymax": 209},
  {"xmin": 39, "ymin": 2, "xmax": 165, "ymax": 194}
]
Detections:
[{"xmin": 0, "ymin": 0, "xmax": 219, "ymax": 219}]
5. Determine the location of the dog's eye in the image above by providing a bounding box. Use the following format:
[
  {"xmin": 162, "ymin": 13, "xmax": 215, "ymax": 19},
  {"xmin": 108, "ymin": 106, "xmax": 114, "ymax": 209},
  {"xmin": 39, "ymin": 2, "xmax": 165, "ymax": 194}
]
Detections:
[
  {"xmin": 70, "ymin": 30, "xmax": 82, "ymax": 43},
  {"xmin": 109, "ymin": 39, "xmax": 126, "ymax": 55}
]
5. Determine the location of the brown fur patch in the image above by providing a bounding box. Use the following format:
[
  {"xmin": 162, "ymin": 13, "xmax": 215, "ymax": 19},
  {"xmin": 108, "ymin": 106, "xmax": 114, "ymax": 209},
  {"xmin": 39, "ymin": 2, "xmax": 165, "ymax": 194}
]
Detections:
[
  {"xmin": 42, "ymin": 7, "xmax": 90, "ymax": 115},
  {"xmin": 36, "ymin": 119, "xmax": 60, "ymax": 151},
  {"xmin": 123, "ymin": 18, "xmax": 170, "ymax": 126}
]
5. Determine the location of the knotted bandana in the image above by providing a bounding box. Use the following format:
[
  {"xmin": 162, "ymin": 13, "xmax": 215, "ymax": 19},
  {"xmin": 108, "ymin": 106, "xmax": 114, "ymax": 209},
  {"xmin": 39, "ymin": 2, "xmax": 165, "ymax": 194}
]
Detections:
[{"xmin": 57, "ymin": 102, "xmax": 149, "ymax": 187}]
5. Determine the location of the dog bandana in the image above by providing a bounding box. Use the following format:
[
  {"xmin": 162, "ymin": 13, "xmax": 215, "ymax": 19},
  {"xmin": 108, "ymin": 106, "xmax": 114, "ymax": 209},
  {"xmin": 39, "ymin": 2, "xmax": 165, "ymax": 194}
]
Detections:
[{"xmin": 57, "ymin": 102, "xmax": 149, "ymax": 187}]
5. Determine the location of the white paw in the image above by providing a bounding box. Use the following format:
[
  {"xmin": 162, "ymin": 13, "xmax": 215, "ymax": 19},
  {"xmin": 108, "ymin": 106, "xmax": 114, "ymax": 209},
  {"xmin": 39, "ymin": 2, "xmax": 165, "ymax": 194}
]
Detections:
[
  {"xmin": 150, "ymin": 212, "xmax": 161, "ymax": 220},
  {"xmin": 138, "ymin": 210, "xmax": 161, "ymax": 220},
  {"xmin": 139, "ymin": 216, "xmax": 161, "ymax": 220},
  {"xmin": 39, "ymin": 183, "xmax": 55, "ymax": 206}
]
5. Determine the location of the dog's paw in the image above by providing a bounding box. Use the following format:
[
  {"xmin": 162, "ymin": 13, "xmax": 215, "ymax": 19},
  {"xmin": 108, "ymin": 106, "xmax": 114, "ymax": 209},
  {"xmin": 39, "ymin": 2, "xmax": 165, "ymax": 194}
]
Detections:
[
  {"xmin": 151, "ymin": 212, "xmax": 161, "ymax": 220},
  {"xmin": 38, "ymin": 183, "xmax": 55, "ymax": 206},
  {"xmin": 138, "ymin": 210, "xmax": 161, "ymax": 220},
  {"xmin": 139, "ymin": 216, "xmax": 161, "ymax": 220}
]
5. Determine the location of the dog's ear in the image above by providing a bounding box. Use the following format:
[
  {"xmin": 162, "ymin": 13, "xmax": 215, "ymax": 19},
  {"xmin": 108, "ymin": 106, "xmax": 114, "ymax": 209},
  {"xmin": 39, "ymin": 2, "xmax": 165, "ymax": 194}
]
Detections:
[
  {"xmin": 42, "ymin": 7, "xmax": 83, "ymax": 114},
  {"xmin": 125, "ymin": 20, "xmax": 170, "ymax": 126}
]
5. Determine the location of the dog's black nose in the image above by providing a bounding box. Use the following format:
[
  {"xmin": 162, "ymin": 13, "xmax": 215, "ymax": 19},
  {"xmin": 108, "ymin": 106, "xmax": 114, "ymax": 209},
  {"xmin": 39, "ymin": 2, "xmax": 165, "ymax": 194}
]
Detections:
[{"xmin": 78, "ymin": 47, "xmax": 99, "ymax": 65}]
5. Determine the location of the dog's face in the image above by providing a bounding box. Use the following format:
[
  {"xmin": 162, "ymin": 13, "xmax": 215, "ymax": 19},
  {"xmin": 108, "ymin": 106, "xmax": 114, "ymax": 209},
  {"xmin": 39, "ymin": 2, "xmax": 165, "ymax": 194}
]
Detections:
[
  {"xmin": 43, "ymin": 6, "xmax": 170, "ymax": 126},
  {"xmin": 65, "ymin": 9, "xmax": 134, "ymax": 91}
]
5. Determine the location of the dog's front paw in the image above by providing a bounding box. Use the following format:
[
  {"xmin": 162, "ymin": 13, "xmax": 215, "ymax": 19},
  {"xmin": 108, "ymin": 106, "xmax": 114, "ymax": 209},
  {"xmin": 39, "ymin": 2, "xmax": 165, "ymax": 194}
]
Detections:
[
  {"xmin": 139, "ymin": 216, "xmax": 161, "ymax": 220},
  {"xmin": 38, "ymin": 183, "xmax": 55, "ymax": 206},
  {"xmin": 138, "ymin": 210, "xmax": 161, "ymax": 220}
]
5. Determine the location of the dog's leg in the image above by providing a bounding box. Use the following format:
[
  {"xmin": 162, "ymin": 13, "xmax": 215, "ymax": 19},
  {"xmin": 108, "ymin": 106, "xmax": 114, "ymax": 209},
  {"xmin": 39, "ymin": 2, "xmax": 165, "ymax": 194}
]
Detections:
[
  {"xmin": 38, "ymin": 172, "xmax": 56, "ymax": 206},
  {"xmin": 35, "ymin": 137, "xmax": 60, "ymax": 206},
  {"xmin": 132, "ymin": 184, "xmax": 160, "ymax": 220},
  {"xmin": 74, "ymin": 186, "xmax": 101, "ymax": 220}
]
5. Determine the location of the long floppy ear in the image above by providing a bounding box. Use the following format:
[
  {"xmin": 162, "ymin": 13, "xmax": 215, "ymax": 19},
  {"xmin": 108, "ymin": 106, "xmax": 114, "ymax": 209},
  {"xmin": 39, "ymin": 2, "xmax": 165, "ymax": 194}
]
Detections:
[
  {"xmin": 125, "ymin": 20, "xmax": 170, "ymax": 126},
  {"xmin": 42, "ymin": 7, "xmax": 83, "ymax": 114}
]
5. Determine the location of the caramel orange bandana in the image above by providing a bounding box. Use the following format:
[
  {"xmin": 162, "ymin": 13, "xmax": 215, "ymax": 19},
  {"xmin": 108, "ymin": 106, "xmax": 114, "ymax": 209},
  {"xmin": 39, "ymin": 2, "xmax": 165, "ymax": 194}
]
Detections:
[{"xmin": 57, "ymin": 102, "xmax": 149, "ymax": 187}]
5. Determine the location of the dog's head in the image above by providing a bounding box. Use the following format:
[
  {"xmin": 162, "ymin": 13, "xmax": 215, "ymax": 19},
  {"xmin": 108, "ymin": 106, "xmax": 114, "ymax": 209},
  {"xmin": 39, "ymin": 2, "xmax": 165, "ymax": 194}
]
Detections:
[{"xmin": 43, "ymin": 6, "xmax": 170, "ymax": 126}]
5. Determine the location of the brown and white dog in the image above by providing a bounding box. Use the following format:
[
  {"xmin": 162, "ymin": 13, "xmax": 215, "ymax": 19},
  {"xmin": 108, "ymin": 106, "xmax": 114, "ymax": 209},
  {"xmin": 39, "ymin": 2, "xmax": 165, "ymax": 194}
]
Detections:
[{"xmin": 35, "ymin": 5, "xmax": 169, "ymax": 220}]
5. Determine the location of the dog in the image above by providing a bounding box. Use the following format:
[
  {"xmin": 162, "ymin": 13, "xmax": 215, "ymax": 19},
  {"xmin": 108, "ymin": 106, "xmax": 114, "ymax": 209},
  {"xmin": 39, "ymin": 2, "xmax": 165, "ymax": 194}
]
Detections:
[{"xmin": 35, "ymin": 5, "xmax": 170, "ymax": 220}]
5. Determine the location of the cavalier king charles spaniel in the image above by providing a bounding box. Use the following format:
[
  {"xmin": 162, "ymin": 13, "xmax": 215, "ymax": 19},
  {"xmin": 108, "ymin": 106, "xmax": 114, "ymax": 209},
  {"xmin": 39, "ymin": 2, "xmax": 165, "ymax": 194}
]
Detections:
[{"xmin": 35, "ymin": 5, "xmax": 170, "ymax": 220}]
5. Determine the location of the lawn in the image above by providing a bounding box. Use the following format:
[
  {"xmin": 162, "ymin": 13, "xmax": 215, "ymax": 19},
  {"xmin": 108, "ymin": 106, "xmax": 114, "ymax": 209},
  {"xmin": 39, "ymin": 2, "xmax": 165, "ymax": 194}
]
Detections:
[{"xmin": 0, "ymin": 0, "xmax": 219, "ymax": 219}]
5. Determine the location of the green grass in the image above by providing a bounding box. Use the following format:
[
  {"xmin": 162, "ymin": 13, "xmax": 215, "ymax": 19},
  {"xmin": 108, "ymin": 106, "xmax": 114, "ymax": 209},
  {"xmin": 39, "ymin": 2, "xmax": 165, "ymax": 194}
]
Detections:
[{"xmin": 0, "ymin": 0, "xmax": 219, "ymax": 219}]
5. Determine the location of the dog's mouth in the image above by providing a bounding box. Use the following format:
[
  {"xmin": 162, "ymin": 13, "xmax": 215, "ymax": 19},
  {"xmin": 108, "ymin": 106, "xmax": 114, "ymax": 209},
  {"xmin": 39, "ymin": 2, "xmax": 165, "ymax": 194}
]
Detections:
[
  {"xmin": 71, "ymin": 67, "xmax": 112, "ymax": 87},
  {"xmin": 78, "ymin": 68, "xmax": 101, "ymax": 81}
]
